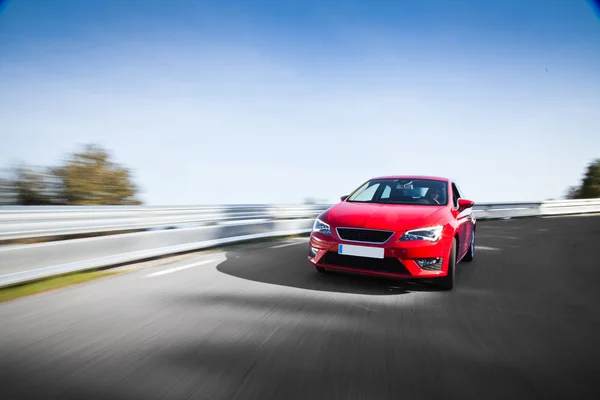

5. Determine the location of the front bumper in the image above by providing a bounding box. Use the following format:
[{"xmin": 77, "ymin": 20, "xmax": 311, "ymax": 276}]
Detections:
[{"xmin": 308, "ymin": 231, "xmax": 452, "ymax": 279}]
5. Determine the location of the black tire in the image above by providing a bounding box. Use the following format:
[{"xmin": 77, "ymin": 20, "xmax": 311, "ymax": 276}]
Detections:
[
  {"xmin": 463, "ymin": 231, "xmax": 475, "ymax": 262},
  {"xmin": 437, "ymin": 238, "xmax": 457, "ymax": 290},
  {"xmin": 316, "ymin": 266, "xmax": 327, "ymax": 273}
]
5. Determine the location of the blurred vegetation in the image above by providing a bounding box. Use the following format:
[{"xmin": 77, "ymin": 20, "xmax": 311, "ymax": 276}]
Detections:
[
  {"xmin": 566, "ymin": 159, "xmax": 600, "ymax": 199},
  {"xmin": 0, "ymin": 144, "xmax": 142, "ymax": 205},
  {"xmin": 303, "ymin": 197, "xmax": 329, "ymax": 204}
]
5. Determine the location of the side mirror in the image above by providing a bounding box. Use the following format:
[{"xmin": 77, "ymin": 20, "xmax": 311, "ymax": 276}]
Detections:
[
  {"xmin": 458, "ymin": 198, "xmax": 474, "ymax": 210},
  {"xmin": 341, "ymin": 195, "xmax": 349, "ymax": 201}
]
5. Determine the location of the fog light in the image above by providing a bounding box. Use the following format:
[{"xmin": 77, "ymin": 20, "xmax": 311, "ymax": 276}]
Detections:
[
  {"xmin": 309, "ymin": 246, "xmax": 318, "ymax": 257},
  {"xmin": 415, "ymin": 258, "xmax": 443, "ymax": 271}
]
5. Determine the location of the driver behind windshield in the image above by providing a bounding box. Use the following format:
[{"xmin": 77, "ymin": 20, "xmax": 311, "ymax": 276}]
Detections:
[{"xmin": 425, "ymin": 188, "xmax": 442, "ymax": 205}]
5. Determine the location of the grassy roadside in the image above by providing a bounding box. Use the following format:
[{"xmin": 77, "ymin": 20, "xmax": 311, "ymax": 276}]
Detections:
[
  {"xmin": 0, "ymin": 233, "xmax": 310, "ymax": 304},
  {"xmin": 0, "ymin": 270, "xmax": 121, "ymax": 304}
]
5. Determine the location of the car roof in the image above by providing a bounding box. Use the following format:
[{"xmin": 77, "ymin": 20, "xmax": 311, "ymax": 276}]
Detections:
[{"xmin": 369, "ymin": 175, "xmax": 451, "ymax": 182}]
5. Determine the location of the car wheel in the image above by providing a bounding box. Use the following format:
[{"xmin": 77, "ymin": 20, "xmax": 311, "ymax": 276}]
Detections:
[
  {"xmin": 316, "ymin": 266, "xmax": 327, "ymax": 273},
  {"xmin": 463, "ymin": 231, "xmax": 475, "ymax": 262},
  {"xmin": 437, "ymin": 238, "xmax": 457, "ymax": 290}
]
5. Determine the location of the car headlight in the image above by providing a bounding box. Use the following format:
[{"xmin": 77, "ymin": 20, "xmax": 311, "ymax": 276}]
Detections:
[
  {"xmin": 399, "ymin": 225, "xmax": 443, "ymax": 242},
  {"xmin": 312, "ymin": 218, "xmax": 331, "ymax": 236}
]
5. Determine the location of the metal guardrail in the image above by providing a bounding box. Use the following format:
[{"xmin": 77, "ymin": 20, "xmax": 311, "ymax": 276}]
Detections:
[
  {"xmin": 0, "ymin": 204, "xmax": 330, "ymax": 241},
  {"xmin": 473, "ymin": 198, "xmax": 600, "ymax": 219},
  {"xmin": 540, "ymin": 198, "xmax": 600, "ymax": 216},
  {"xmin": 2, "ymin": 200, "xmax": 599, "ymax": 241},
  {"xmin": 472, "ymin": 202, "xmax": 542, "ymax": 219},
  {"xmin": 0, "ymin": 199, "xmax": 599, "ymax": 288},
  {"xmin": 0, "ymin": 218, "xmax": 316, "ymax": 288}
]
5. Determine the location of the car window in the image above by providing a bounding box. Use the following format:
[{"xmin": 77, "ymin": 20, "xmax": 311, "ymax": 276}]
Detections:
[
  {"xmin": 451, "ymin": 182, "xmax": 461, "ymax": 208},
  {"xmin": 347, "ymin": 178, "xmax": 448, "ymax": 206},
  {"xmin": 381, "ymin": 185, "xmax": 391, "ymax": 199},
  {"xmin": 350, "ymin": 182, "xmax": 380, "ymax": 202}
]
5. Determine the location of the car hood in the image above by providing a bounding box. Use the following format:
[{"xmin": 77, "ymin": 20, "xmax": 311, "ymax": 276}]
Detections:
[{"xmin": 323, "ymin": 202, "xmax": 447, "ymax": 232}]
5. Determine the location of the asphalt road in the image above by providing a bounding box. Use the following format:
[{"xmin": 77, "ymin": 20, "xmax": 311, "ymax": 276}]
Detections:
[{"xmin": 1, "ymin": 215, "xmax": 599, "ymax": 400}]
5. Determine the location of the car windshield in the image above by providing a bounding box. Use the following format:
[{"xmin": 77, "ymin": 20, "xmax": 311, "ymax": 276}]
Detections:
[{"xmin": 347, "ymin": 178, "xmax": 448, "ymax": 206}]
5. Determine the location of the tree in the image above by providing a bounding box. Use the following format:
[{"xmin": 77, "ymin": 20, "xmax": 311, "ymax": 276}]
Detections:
[
  {"xmin": 54, "ymin": 144, "xmax": 141, "ymax": 205},
  {"xmin": 0, "ymin": 165, "xmax": 61, "ymax": 205},
  {"xmin": 303, "ymin": 197, "xmax": 328, "ymax": 204},
  {"xmin": 565, "ymin": 185, "xmax": 581, "ymax": 200},
  {"xmin": 0, "ymin": 144, "xmax": 142, "ymax": 205},
  {"xmin": 0, "ymin": 169, "xmax": 18, "ymax": 205},
  {"xmin": 15, "ymin": 165, "xmax": 62, "ymax": 205},
  {"xmin": 566, "ymin": 159, "xmax": 600, "ymax": 199}
]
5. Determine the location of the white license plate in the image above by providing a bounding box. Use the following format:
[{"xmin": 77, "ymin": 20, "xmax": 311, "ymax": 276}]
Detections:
[{"xmin": 338, "ymin": 244, "xmax": 384, "ymax": 259}]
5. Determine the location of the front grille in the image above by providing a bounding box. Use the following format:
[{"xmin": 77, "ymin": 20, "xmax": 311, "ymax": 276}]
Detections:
[
  {"xmin": 336, "ymin": 228, "xmax": 393, "ymax": 243},
  {"xmin": 319, "ymin": 252, "xmax": 411, "ymax": 275}
]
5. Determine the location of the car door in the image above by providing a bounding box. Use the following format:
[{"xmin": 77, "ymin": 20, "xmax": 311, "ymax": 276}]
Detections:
[{"xmin": 451, "ymin": 182, "xmax": 473, "ymax": 259}]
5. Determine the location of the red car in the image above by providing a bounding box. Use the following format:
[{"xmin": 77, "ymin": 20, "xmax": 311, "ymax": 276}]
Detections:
[{"xmin": 308, "ymin": 176, "xmax": 476, "ymax": 290}]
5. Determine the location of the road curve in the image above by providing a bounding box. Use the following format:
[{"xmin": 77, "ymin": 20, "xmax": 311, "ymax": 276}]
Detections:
[{"xmin": 1, "ymin": 215, "xmax": 599, "ymax": 400}]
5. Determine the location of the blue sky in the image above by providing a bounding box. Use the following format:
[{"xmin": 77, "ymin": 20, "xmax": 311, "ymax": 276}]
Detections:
[{"xmin": 1, "ymin": 0, "xmax": 599, "ymax": 204}]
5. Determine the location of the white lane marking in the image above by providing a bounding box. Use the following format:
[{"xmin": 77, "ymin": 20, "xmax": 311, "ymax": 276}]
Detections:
[
  {"xmin": 478, "ymin": 235, "xmax": 519, "ymax": 240},
  {"xmin": 261, "ymin": 327, "xmax": 280, "ymax": 346},
  {"xmin": 476, "ymin": 246, "xmax": 501, "ymax": 251},
  {"xmin": 270, "ymin": 242, "xmax": 303, "ymax": 249},
  {"xmin": 355, "ymin": 304, "xmax": 376, "ymax": 313},
  {"xmin": 146, "ymin": 259, "xmax": 215, "ymax": 278},
  {"xmin": 543, "ymin": 213, "xmax": 600, "ymax": 219}
]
